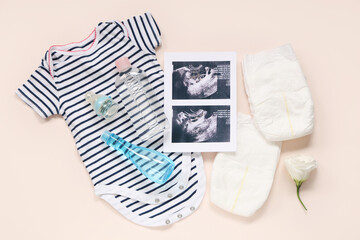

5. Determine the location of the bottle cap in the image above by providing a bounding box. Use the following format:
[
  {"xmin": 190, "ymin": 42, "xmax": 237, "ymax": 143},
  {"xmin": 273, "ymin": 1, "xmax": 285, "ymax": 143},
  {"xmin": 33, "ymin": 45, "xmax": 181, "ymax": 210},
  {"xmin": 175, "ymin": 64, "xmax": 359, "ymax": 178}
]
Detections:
[
  {"xmin": 101, "ymin": 130, "xmax": 112, "ymax": 143},
  {"xmin": 115, "ymin": 57, "xmax": 131, "ymax": 72}
]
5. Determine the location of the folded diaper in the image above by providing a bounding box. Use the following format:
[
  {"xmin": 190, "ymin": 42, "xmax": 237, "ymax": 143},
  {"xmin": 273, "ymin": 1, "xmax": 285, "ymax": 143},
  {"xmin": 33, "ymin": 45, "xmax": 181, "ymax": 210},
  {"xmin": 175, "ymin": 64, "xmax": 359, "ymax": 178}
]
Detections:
[
  {"xmin": 211, "ymin": 113, "xmax": 281, "ymax": 217},
  {"xmin": 242, "ymin": 44, "xmax": 314, "ymax": 141}
]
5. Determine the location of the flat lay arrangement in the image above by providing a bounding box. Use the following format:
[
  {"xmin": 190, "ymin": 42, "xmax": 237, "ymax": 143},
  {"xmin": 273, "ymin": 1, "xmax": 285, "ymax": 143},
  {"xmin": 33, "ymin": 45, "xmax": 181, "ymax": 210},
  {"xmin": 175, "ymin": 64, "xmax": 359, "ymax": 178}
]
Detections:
[{"xmin": 16, "ymin": 12, "xmax": 317, "ymax": 227}]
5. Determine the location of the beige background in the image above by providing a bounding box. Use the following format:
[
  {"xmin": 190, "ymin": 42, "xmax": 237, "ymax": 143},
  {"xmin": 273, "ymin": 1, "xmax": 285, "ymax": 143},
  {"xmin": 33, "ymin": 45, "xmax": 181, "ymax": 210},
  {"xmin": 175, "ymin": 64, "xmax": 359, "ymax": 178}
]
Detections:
[{"xmin": 1, "ymin": 0, "xmax": 359, "ymax": 239}]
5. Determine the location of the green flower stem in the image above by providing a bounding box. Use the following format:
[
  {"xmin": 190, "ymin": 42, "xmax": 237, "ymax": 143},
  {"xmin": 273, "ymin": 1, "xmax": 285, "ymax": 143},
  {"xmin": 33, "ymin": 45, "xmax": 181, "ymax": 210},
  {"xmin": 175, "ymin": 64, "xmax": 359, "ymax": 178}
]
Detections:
[{"xmin": 295, "ymin": 180, "xmax": 307, "ymax": 211}]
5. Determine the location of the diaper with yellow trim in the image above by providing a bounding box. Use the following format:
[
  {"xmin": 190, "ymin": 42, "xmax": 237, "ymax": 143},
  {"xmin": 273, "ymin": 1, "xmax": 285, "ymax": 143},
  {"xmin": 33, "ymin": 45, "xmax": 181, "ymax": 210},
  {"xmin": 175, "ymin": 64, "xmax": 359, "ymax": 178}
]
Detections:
[{"xmin": 242, "ymin": 44, "xmax": 314, "ymax": 141}]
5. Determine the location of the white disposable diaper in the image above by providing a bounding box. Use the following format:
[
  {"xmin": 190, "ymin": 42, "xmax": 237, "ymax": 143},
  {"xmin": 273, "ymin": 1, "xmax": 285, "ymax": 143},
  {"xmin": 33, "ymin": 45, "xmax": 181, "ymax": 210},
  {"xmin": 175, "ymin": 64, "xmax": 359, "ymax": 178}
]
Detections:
[
  {"xmin": 242, "ymin": 44, "xmax": 314, "ymax": 141},
  {"xmin": 210, "ymin": 113, "xmax": 281, "ymax": 217}
]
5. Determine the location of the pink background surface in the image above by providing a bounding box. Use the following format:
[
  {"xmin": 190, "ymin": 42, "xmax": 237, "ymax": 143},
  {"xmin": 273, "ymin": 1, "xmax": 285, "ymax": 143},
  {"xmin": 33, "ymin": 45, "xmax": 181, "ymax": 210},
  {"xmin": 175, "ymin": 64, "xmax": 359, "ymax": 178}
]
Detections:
[{"xmin": 1, "ymin": 0, "xmax": 359, "ymax": 239}]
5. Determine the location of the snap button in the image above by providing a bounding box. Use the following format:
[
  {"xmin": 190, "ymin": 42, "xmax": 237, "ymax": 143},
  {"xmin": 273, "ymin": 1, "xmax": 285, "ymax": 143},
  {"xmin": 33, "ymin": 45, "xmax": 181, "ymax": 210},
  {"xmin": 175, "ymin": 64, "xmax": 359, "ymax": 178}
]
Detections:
[
  {"xmin": 179, "ymin": 185, "xmax": 184, "ymax": 190},
  {"xmin": 177, "ymin": 214, "xmax": 183, "ymax": 218},
  {"xmin": 155, "ymin": 198, "xmax": 160, "ymax": 203},
  {"xmin": 167, "ymin": 193, "xmax": 173, "ymax": 198},
  {"xmin": 190, "ymin": 206, "xmax": 195, "ymax": 211},
  {"xmin": 165, "ymin": 219, "xmax": 171, "ymax": 224}
]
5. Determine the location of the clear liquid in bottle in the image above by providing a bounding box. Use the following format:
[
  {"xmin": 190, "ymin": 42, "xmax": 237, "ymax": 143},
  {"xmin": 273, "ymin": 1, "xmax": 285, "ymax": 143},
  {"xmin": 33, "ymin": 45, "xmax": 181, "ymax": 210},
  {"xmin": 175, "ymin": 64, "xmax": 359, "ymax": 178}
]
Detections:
[{"xmin": 115, "ymin": 57, "xmax": 168, "ymax": 140}]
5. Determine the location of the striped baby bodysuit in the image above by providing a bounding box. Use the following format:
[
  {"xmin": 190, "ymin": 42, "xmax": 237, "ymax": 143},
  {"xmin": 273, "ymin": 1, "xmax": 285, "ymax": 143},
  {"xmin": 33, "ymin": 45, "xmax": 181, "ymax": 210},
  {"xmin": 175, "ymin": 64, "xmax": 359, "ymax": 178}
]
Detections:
[{"xmin": 16, "ymin": 12, "xmax": 206, "ymax": 227}]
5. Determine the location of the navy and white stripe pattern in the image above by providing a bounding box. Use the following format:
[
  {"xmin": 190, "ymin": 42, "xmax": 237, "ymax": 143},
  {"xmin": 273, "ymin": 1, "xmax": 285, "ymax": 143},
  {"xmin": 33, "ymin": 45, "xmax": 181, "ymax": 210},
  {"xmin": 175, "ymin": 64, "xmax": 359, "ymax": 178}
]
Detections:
[{"xmin": 16, "ymin": 13, "xmax": 205, "ymax": 227}]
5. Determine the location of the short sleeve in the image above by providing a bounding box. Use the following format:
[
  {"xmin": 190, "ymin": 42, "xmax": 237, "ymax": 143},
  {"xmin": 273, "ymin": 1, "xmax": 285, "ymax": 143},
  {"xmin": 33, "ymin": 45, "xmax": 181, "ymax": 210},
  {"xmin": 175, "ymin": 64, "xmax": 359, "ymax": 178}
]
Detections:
[
  {"xmin": 16, "ymin": 61, "xmax": 60, "ymax": 119},
  {"xmin": 123, "ymin": 12, "xmax": 162, "ymax": 55}
]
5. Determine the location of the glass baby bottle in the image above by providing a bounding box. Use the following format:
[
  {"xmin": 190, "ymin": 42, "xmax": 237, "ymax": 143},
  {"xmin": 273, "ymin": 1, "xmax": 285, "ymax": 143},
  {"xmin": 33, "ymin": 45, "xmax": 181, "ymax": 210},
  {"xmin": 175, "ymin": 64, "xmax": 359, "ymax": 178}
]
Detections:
[
  {"xmin": 115, "ymin": 57, "xmax": 168, "ymax": 141},
  {"xmin": 101, "ymin": 130, "xmax": 174, "ymax": 184}
]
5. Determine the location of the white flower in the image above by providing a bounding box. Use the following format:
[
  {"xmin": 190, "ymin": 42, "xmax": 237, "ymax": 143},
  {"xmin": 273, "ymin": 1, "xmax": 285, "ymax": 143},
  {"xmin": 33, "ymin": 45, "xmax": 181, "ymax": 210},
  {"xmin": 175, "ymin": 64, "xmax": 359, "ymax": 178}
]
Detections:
[
  {"xmin": 284, "ymin": 155, "xmax": 317, "ymax": 210},
  {"xmin": 285, "ymin": 155, "xmax": 317, "ymax": 182}
]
